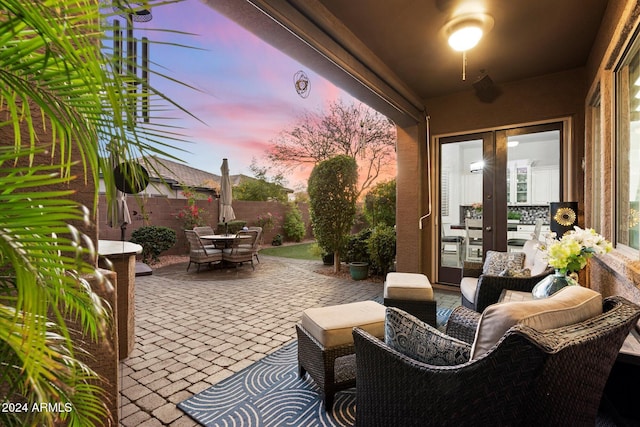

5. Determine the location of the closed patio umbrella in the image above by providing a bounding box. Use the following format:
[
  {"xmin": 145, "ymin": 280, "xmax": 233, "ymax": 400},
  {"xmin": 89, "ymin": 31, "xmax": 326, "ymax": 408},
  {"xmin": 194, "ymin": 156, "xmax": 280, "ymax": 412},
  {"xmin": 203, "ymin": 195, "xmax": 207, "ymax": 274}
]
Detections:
[
  {"xmin": 106, "ymin": 148, "xmax": 133, "ymax": 241},
  {"xmin": 107, "ymin": 189, "xmax": 132, "ymax": 241},
  {"xmin": 219, "ymin": 158, "xmax": 236, "ymax": 224}
]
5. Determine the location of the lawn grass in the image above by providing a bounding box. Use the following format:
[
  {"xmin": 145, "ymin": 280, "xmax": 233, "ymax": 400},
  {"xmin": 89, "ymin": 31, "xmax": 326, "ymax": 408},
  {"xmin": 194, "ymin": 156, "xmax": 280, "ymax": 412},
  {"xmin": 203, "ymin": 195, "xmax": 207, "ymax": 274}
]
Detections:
[{"xmin": 259, "ymin": 242, "xmax": 320, "ymax": 261}]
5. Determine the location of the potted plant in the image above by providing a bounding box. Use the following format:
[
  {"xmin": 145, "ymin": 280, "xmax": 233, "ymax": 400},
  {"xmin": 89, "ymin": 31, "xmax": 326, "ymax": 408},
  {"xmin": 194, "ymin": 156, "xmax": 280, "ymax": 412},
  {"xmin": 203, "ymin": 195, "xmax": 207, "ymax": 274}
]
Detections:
[
  {"xmin": 507, "ymin": 210, "xmax": 522, "ymax": 223},
  {"xmin": 347, "ymin": 229, "xmax": 371, "ymax": 280}
]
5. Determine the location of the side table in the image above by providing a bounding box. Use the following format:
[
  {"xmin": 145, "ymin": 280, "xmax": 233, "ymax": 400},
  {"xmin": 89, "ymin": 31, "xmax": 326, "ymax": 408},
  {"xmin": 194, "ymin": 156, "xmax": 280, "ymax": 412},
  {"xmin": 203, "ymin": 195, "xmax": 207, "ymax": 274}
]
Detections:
[{"xmin": 498, "ymin": 289, "xmax": 533, "ymax": 303}]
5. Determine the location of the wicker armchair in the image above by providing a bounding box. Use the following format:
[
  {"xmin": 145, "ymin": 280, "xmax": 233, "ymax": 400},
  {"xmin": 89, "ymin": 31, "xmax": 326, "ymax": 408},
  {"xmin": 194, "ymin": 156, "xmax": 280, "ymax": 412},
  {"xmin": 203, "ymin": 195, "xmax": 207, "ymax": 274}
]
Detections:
[
  {"xmin": 461, "ymin": 260, "xmax": 554, "ymax": 312},
  {"xmin": 460, "ymin": 239, "xmax": 554, "ymax": 312},
  {"xmin": 185, "ymin": 230, "xmax": 222, "ymax": 272},
  {"xmin": 353, "ymin": 295, "xmax": 640, "ymax": 427},
  {"xmin": 222, "ymin": 231, "xmax": 256, "ymax": 269}
]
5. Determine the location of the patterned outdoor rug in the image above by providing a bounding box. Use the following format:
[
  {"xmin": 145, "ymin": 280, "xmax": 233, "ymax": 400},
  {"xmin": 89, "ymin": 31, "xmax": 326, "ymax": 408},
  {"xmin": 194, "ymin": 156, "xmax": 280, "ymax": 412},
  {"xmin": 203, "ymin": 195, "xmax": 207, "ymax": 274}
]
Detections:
[{"xmin": 178, "ymin": 308, "xmax": 453, "ymax": 427}]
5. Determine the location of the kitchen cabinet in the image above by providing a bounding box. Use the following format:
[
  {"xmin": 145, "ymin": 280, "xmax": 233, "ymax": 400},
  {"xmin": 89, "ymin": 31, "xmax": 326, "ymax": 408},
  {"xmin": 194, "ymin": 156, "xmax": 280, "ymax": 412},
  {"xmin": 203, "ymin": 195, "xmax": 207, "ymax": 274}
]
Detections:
[
  {"xmin": 507, "ymin": 224, "xmax": 550, "ymax": 240},
  {"xmin": 531, "ymin": 166, "xmax": 560, "ymax": 204},
  {"xmin": 506, "ymin": 163, "xmax": 531, "ymax": 205}
]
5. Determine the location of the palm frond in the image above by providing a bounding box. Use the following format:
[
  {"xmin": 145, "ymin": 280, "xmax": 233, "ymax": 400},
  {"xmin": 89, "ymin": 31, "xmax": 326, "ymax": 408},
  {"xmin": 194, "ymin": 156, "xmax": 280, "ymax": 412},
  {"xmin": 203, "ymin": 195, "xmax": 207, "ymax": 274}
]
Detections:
[{"xmin": 0, "ymin": 0, "xmax": 198, "ymax": 424}]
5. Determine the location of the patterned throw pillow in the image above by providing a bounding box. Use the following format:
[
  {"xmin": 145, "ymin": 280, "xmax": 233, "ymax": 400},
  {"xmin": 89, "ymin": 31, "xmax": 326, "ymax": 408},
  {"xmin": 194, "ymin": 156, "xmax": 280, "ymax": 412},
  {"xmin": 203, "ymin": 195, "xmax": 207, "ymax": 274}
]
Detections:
[
  {"xmin": 483, "ymin": 251, "xmax": 526, "ymax": 276},
  {"xmin": 384, "ymin": 307, "xmax": 471, "ymax": 366},
  {"xmin": 498, "ymin": 268, "xmax": 532, "ymax": 278}
]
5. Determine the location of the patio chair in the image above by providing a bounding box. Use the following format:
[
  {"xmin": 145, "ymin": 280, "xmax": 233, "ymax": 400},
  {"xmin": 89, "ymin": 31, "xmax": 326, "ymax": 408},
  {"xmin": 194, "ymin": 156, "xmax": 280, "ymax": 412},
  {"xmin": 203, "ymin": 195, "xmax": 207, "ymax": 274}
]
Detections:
[
  {"xmin": 185, "ymin": 230, "xmax": 222, "ymax": 272},
  {"xmin": 460, "ymin": 238, "xmax": 553, "ymax": 312},
  {"xmin": 193, "ymin": 226, "xmax": 219, "ymax": 250},
  {"xmin": 193, "ymin": 226, "xmax": 215, "ymax": 236},
  {"xmin": 353, "ymin": 287, "xmax": 640, "ymax": 427},
  {"xmin": 247, "ymin": 226, "xmax": 263, "ymax": 263},
  {"xmin": 222, "ymin": 231, "xmax": 256, "ymax": 269}
]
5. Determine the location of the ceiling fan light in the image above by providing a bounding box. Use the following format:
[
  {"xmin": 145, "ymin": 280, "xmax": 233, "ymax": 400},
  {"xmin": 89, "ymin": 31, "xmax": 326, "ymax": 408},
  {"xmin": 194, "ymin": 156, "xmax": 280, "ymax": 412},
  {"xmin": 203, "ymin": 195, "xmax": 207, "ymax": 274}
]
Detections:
[{"xmin": 448, "ymin": 24, "xmax": 483, "ymax": 51}]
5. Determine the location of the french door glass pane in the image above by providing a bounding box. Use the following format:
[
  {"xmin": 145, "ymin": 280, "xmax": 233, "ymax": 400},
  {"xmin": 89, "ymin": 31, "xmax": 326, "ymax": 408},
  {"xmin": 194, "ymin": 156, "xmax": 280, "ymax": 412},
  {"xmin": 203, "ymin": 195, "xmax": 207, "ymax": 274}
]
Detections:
[{"xmin": 440, "ymin": 139, "xmax": 482, "ymax": 269}]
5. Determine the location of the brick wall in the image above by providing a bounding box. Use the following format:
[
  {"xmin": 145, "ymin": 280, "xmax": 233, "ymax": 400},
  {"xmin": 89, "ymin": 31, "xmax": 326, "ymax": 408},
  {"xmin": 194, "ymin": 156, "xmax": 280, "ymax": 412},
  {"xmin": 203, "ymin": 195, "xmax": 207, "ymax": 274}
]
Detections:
[{"xmin": 98, "ymin": 196, "xmax": 313, "ymax": 255}]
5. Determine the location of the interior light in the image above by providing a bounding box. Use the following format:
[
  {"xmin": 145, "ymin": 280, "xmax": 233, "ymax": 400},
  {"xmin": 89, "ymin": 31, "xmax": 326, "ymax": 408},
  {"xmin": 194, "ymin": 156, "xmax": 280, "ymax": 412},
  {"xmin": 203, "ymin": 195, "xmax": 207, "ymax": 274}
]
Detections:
[
  {"xmin": 507, "ymin": 140, "xmax": 520, "ymax": 148},
  {"xmin": 470, "ymin": 160, "xmax": 484, "ymax": 173},
  {"xmin": 448, "ymin": 24, "xmax": 483, "ymax": 52}
]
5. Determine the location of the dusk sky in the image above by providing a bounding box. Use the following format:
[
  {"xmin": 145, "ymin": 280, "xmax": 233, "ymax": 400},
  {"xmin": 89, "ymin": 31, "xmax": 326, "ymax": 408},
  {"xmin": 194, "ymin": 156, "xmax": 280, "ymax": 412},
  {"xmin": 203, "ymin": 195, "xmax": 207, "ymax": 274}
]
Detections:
[{"xmin": 128, "ymin": 0, "xmax": 364, "ymax": 190}]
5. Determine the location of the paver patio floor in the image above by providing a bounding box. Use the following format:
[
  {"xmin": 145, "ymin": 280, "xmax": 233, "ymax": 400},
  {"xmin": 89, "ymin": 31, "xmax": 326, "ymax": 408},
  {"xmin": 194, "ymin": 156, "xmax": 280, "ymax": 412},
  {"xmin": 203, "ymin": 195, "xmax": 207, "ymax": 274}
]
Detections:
[{"xmin": 119, "ymin": 256, "xmax": 460, "ymax": 426}]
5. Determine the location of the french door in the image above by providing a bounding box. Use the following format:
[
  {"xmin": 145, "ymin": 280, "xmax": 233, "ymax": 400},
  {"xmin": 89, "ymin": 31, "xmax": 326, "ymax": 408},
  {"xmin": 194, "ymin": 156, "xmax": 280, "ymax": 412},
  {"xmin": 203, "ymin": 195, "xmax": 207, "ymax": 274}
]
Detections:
[{"xmin": 438, "ymin": 122, "xmax": 562, "ymax": 285}]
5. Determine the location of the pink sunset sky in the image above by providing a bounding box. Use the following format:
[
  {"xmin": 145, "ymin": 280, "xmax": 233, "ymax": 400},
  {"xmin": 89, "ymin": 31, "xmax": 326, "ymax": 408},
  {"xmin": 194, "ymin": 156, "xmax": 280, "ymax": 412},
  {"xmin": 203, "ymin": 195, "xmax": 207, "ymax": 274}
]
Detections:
[{"xmin": 128, "ymin": 0, "xmax": 392, "ymax": 190}]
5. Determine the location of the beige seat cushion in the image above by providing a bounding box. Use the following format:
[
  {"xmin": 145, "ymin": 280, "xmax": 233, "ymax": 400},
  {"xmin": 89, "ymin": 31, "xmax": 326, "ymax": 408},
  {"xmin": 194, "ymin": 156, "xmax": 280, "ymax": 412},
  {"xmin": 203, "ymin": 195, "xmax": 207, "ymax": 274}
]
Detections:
[
  {"xmin": 459, "ymin": 276, "xmax": 479, "ymax": 304},
  {"xmin": 384, "ymin": 272, "xmax": 434, "ymax": 301},
  {"xmin": 301, "ymin": 301, "xmax": 386, "ymax": 348},
  {"xmin": 470, "ymin": 286, "xmax": 602, "ymax": 359}
]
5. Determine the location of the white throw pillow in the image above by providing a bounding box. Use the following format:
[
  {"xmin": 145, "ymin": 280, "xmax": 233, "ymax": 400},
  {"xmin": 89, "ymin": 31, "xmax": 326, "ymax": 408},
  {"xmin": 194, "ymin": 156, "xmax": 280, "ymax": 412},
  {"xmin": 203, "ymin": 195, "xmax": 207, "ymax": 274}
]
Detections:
[{"xmin": 470, "ymin": 286, "xmax": 602, "ymax": 359}]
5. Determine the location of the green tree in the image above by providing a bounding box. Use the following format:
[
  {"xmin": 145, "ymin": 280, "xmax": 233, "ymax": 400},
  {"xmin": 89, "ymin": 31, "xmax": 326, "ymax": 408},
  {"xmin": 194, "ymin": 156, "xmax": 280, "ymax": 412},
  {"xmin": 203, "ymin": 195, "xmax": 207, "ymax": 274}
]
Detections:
[
  {"xmin": 308, "ymin": 155, "xmax": 358, "ymax": 272},
  {"xmin": 0, "ymin": 1, "xmax": 193, "ymax": 425},
  {"xmin": 233, "ymin": 162, "xmax": 289, "ymax": 202},
  {"xmin": 268, "ymin": 99, "xmax": 396, "ymax": 197},
  {"xmin": 364, "ymin": 179, "xmax": 396, "ymax": 227}
]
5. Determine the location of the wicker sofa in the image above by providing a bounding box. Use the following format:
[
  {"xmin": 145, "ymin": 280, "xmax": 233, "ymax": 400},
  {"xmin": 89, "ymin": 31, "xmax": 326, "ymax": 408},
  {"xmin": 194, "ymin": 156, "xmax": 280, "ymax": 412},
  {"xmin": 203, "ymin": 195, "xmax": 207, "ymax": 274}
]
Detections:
[
  {"xmin": 353, "ymin": 288, "xmax": 640, "ymax": 427},
  {"xmin": 460, "ymin": 239, "xmax": 554, "ymax": 312}
]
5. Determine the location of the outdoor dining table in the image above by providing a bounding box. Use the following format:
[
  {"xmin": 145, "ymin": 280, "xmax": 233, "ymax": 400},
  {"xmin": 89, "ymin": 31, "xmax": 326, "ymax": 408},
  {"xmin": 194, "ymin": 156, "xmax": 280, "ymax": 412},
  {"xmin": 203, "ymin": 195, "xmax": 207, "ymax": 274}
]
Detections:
[{"xmin": 199, "ymin": 234, "xmax": 251, "ymax": 248}]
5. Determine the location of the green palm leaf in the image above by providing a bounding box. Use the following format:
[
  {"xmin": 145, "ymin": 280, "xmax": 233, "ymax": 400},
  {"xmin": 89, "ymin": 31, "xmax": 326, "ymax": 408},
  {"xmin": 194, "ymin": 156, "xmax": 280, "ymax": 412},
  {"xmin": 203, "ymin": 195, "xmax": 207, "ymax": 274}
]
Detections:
[{"xmin": 0, "ymin": 0, "xmax": 198, "ymax": 425}]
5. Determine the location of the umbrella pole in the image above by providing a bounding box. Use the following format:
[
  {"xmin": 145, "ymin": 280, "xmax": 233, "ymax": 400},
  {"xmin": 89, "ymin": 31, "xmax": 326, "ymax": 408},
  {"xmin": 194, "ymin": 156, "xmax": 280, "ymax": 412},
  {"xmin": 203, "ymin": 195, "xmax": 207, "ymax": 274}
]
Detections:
[{"xmin": 121, "ymin": 224, "xmax": 127, "ymax": 241}]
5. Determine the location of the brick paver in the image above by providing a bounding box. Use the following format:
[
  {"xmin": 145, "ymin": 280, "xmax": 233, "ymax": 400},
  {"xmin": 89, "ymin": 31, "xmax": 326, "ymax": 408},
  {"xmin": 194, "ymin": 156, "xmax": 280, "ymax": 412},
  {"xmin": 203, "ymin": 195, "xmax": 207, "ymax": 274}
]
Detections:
[{"xmin": 119, "ymin": 255, "xmax": 460, "ymax": 425}]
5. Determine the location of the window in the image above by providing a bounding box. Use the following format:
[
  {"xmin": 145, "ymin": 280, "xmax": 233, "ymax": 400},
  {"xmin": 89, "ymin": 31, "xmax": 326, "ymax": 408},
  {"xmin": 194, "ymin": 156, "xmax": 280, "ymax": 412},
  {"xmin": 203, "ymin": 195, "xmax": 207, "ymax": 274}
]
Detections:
[
  {"xmin": 616, "ymin": 36, "xmax": 640, "ymax": 252},
  {"xmin": 590, "ymin": 91, "xmax": 602, "ymax": 233}
]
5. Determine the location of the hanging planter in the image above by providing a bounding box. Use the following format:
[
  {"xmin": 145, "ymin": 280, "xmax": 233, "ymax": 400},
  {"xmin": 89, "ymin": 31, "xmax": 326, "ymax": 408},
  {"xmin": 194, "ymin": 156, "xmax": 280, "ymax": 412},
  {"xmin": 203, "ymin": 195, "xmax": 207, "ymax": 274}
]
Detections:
[{"xmin": 349, "ymin": 262, "xmax": 369, "ymax": 280}]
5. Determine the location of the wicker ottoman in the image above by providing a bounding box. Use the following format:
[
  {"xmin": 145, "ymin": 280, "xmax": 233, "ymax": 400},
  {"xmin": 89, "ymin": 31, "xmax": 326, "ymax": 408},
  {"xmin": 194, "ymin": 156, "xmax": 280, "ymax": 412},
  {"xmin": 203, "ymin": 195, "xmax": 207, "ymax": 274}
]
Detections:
[
  {"xmin": 296, "ymin": 300, "xmax": 386, "ymax": 410},
  {"xmin": 384, "ymin": 272, "xmax": 437, "ymax": 327}
]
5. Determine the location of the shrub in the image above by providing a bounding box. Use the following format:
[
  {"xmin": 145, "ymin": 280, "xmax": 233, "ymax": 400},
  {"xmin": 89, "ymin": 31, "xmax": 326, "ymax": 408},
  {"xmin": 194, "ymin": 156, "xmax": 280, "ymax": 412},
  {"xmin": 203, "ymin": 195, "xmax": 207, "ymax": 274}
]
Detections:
[
  {"xmin": 130, "ymin": 226, "xmax": 177, "ymax": 264},
  {"xmin": 217, "ymin": 220, "xmax": 247, "ymax": 234},
  {"xmin": 272, "ymin": 234, "xmax": 283, "ymax": 246},
  {"xmin": 175, "ymin": 188, "xmax": 213, "ymax": 230},
  {"xmin": 255, "ymin": 212, "xmax": 276, "ymax": 232},
  {"xmin": 346, "ymin": 228, "xmax": 371, "ymax": 263},
  {"xmin": 283, "ymin": 204, "xmax": 306, "ymax": 242},
  {"xmin": 368, "ymin": 225, "xmax": 396, "ymax": 276}
]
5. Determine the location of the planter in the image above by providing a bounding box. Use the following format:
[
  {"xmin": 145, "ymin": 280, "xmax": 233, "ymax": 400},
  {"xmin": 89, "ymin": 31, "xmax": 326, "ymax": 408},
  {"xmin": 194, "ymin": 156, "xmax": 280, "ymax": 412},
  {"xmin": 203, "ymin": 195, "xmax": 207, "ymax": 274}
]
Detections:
[
  {"xmin": 349, "ymin": 262, "xmax": 369, "ymax": 281},
  {"xmin": 322, "ymin": 253, "xmax": 334, "ymax": 265}
]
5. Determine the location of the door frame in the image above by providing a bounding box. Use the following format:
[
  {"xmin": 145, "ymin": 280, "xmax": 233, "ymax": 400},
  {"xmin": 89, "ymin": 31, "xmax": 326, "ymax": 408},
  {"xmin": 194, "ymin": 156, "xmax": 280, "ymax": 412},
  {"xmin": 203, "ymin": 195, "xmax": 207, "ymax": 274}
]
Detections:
[{"xmin": 434, "ymin": 120, "xmax": 568, "ymax": 286}]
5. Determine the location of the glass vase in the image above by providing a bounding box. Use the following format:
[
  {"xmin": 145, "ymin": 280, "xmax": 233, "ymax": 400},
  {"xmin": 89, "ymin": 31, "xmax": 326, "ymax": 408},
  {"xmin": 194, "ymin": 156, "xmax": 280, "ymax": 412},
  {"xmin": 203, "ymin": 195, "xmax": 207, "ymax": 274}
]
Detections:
[{"xmin": 531, "ymin": 270, "xmax": 577, "ymax": 299}]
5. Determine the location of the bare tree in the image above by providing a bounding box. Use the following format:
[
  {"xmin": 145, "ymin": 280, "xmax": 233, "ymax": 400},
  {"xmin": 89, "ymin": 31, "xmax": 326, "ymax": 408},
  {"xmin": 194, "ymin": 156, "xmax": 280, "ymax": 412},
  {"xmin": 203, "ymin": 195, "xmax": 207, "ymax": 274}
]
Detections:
[{"xmin": 268, "ymin": 99, "xmax": 396, "ymax": 196}]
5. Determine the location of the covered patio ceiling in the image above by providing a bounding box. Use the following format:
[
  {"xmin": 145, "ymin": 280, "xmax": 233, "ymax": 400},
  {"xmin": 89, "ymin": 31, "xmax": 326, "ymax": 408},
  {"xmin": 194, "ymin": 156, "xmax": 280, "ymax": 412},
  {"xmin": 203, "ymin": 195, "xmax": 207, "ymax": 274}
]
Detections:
[{"xmin": 203, "ymin": 0, "xmax": 608, "ymax": 125}]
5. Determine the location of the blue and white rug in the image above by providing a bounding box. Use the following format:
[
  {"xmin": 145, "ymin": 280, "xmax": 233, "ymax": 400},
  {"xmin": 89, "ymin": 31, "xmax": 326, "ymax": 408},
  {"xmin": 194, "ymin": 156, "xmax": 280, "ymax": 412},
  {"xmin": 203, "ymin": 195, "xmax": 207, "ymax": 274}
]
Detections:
[
  {"xmin": 178, "ymin": 340, "xmax": 355, "ymax": 426},
  {"xmin": 178, "ymin": 308, "xmax": 453, "ymax": 426}
]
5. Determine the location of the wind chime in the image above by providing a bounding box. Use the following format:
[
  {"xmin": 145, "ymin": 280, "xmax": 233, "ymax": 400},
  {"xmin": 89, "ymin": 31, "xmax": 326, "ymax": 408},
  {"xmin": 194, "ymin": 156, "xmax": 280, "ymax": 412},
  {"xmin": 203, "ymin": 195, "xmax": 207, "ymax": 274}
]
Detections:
[
  {"xmin": 113, "ymin": 1, "xmax": 152, "ymax": 124},
  {"xmin": 294, "ymin": 70, "xmax": 310, "ymax": 98}
]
